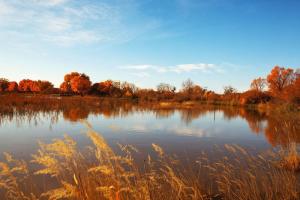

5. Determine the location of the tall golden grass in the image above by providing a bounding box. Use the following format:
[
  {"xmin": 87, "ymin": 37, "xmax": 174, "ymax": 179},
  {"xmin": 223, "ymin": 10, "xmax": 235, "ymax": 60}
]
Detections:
[{"xmin": 0, "ymin": 122, "xmax": 299, "ymax": 200}]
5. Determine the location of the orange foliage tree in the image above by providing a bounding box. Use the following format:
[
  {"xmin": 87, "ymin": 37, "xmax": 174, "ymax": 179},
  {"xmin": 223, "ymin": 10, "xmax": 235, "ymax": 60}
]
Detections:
[
  {"xmin": 18, "ymin": 79, "xmax": 34, "ymax": 92},
  {"xmin": 7, "ymin": 82, "xmax": 18, "ymax": 92},
  {"xmin": 285, "ymin": 69, "xmax": 300, "ymax": 103},
  {"xmin": 18, "ymin": 79, "xmax": 53, "ymax": 93},
  {"xmin": 91, "ymin": 80, "xmax": 123, "ymax": 97},
  {"xmin": 266, "ymin": 66, "xmax": 296, "ymax": 99},
  {"xmin": 60, "ymin": 72, "xmax": 91, "ymax": 95}
]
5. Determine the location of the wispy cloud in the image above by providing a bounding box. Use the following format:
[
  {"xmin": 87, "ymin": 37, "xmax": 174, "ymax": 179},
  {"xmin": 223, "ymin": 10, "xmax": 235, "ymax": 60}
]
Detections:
[
  {"xmin": 171, "ymin": 63, "xmax": 216, "ymax": 73},
  {"xmin": 0, "ymin": 0, "xmax": 162, "ymax": 47},
  {"xmin": 0, "ymin": 1, "xmax": 13, "ymax": 15},
  {"xmin": 33, "ymin": 0, "xmax": 69, "ymax": 6},
  {"xmin": 121, "ymin": 63, "xmax": 224, "ymax": 76}
]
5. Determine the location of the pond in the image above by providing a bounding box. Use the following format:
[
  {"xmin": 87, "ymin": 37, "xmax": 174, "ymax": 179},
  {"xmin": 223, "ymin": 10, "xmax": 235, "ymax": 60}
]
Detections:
[
  {"xmin": 0, "ymin": 101, "xmax": 298, "ymax": 160},
  {"xmin": 0, "ymin": 99, "xmax": 299, "ymax": 199}
]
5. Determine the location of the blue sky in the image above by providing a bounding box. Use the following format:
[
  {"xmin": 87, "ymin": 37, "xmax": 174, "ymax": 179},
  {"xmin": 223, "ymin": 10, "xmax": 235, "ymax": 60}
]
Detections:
[{"xmin": 0, "ymin": 0, "xmax": 299, "ymax": 93}]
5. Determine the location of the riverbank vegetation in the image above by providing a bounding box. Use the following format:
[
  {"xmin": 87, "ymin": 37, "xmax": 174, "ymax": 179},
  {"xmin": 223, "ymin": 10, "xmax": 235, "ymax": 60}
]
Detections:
[
  {"xmin": 0, "ymin": 66, "xmax": 299, "ymax": 108},
  {"xmin": 0, "ymin": 123, "xmax": 299, "ymax": 200}
]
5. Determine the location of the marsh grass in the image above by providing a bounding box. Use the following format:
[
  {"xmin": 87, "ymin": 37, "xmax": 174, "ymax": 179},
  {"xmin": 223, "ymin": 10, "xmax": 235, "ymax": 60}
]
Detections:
[
  {"xmin": 0, "ymin": 122, "xmax": 299, "ymax": 200},
  {"xmin": 278, "ymin": 142, "xmax": 300, "ymax": 172}
]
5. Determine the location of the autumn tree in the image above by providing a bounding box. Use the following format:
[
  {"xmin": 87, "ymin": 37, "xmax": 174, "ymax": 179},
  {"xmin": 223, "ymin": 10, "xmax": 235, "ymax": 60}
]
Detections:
[
  {"xmin": 182, "ymin": 79, "xmax": 194, "ymax": 95},
  {"xmin": 60, "ymin": 82, "xmax": 72, "ymax": 93},
  {"xmin": 266, "ymin": 66, "xmax": 296, "ymax": 98},
  {"xmin": 70, "ymin": 75, "xmax": 91, "ymax": 94},
  {"xmin": 250, "ymin": 77, "xmax": 267, "ymax": 91},
  {"xmin": 37, "ymin": 81, "xmax": 54, "ymax": 93},
  {"xmin": 156, "ymin": 83, "xmax": 176, "ymax": 100},
  {"xmin": 285, "ymin": 68, "xmax": 300, "ymax": 103},
  {"xmin": 157, "ymin": 83, "xmax": 176, "ymax": 93},
  {"xmin": 121, "ymin": 81, "xmax": 137, "ymax": 97},
  {"xmin": 98, "ymin": 80, "xmax": 114, "ymax": 95},
  {"xmin": 223, "ymin": 85, "xmax": 237, "ymax": 95},
  {"xmin": 136, "ymin": 89, "xmax": 158, "ymax": 101},
  {"xmin": 18, "ymin": 79, "xmax": 34, "ymax": 92},
  {"xmin": 7, "ymin": 82, "xmax": 18, "ymax": 92},
  {"xmin": 191, "ymin": 85, "xmax": 207, "ymax": 100},
  {"xmin": 0, "ymin": 78, "xmax": 9, "ymax": 92},
  {"xmin": 18, "ymin": 80, "xmax": 53, "ymax": 93},
  {"xmin": 60, "ymin": 72, "xmax": 91, "ymax": 95}
]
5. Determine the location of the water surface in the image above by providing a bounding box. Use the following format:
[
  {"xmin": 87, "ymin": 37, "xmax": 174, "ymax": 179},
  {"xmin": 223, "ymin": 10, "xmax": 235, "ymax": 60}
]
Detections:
[{"xmin": 0, "ymin": 103, "xmax": 298, "ymax": 162}]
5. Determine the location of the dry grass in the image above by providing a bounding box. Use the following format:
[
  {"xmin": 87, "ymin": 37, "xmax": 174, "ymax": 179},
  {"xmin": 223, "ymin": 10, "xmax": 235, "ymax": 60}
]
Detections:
[
  {"xmin": 0, "ymin": 122, "xmax": 299, "ymax": 200},
  {"xmin": 278, "ymin": 142, "xmax": 300, "ymax": 172}
]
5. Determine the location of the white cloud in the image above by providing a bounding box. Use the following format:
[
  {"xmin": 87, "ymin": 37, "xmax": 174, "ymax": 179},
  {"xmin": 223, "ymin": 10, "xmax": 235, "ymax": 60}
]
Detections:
[
  {"xmin": 33, "ymin": 0, "xmax": 69, "ymax": 6},
  {"xmin": 121, "ymin": 63, "xmax": 222, "ymax": 75},
  {"xmin": 0, "ymin": 1, "xmax": 13, "ymax": 16},
  {"xmin": 171, "ymin": 127, "xmax": 207, "ymax": 137},
  {"xmin": 0, "ymin": 0, "xmax": 107, "ymax": 46},
  {"xmin": 171, "ymin": 63, "xmax": 216, "ymax": 73},
  {"xmin": 44, "ymin": 17, "xmax": 71, "ymax": 32}
]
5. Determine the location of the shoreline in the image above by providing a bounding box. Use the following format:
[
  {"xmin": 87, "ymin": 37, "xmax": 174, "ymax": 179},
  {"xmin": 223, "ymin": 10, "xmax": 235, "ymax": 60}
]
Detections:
[{"xmin": 0, "ymin": 93, "xmax": 299, "ymax": 114}]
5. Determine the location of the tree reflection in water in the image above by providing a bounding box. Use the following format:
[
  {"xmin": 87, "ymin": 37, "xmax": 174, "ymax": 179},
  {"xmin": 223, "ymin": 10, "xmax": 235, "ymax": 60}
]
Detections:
[{"xmin": 0, "ymin": 98, "xmax": 299, "ymax": 147}]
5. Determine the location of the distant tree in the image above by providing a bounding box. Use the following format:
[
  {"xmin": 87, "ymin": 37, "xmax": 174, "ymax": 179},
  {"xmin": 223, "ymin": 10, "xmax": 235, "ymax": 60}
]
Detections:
[
  {"xmin": 70, "ymin": 75, "xmax": 91, "ymax": 95},
  {"xmin": 191, "ymin": 85, "xmax": 206, "ymax": 100},
  {"xmin": 250, "ymin": 77, "xmax": 267, "ymax": 91},
  {"xmin": 36, "ymin": 81, "xmax": 54, "ymax": 93},
  {"xmin": 136, "ymin": 89, "xmax": 158, "ymax": 101},
  {"xmin": 0, "ymin": 78, "xmax": 9, "ymax": 92},
  {"xmin": 18, "ymin": 79, "xmax": 53, "ymax": 93},
  {"xmin": 90, "ymin": 80, "xmax": 122, "ymax": 97},
  {"xmin": 157, "ymin": 83, "xmax": 176, "ymax": 93},
  {"xmin": 60, "ymin": 72, "xmax": 91, "ymax": 95},
  {"xmin": 182, "ymin": 79, "xmax": 194, "ymax": 95},
  {"xmin": 64, "ymin": 72, "xmax": 80, "ymax": 82},
  {"xmin": 285, "ymin": 68, "xmax": 300, "ymax": 103},
  {"xmin": 267, "ymin": 66, "xmax": 296, "ymax": 97},
  {"xmin": 60, "ymin": 82, "xmax": 72, "ymax": 93},
  {"xmin": 223, "ymin": 85, "xmax": 237, "ymax": 95},
  {"xmin": 18, "ymin": 79, "xmax": 34, "ymax": 92},
  {"xmin": 156, "ymin": 83, "xmax": 176, "ymax": 100},
  {"xmin": 96, "ymin": 80, "xmax": 114, "ymax": 95},
  {"xmin": 293, "ymin": 71, "xmax": 300, "ymax": 102},
  {"xmin": 6, "ymin": 82, "xmax": 18, "ymax": 92},
  {"xmin": 121, "ymin": 82, "xmax": 138, "ymax": 97}
]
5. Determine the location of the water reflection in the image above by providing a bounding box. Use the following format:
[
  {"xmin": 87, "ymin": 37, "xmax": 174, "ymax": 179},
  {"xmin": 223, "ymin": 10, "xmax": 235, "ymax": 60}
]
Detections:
[{"xmin": 0, "ymin": 101, "xmax": 299, "ymax": 147}]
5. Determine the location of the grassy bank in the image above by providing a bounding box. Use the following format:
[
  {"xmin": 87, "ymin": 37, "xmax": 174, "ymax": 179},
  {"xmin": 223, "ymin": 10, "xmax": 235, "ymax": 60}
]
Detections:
[{"xmin": 1, "ymin": 94, "xmax": 299, "ymax": 113}]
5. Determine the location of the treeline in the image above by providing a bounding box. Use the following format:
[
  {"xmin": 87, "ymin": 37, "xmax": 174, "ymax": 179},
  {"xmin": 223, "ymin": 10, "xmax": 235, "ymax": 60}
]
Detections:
[{"xmin": 0, "ymin": 66, "xmax": 299, "ymax": 105}]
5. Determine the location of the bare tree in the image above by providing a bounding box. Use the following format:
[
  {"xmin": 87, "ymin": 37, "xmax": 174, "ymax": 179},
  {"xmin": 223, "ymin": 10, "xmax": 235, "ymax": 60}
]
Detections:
[{"xmin": 250, "ymin": 77, "xmax": 267, "ymax": 91}]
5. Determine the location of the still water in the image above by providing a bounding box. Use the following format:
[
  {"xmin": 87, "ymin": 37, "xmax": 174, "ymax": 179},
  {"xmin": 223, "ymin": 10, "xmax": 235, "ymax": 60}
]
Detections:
[{"xmin": 0, "ymin": 103, "xmax": 298, "ymax": 161}]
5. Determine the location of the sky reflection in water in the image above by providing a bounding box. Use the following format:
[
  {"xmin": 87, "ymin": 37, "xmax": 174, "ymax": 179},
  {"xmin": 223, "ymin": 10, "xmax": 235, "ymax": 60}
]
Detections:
[{"xmin": 0, "ymin": 105, "xmax": 298, "ymax": 160}]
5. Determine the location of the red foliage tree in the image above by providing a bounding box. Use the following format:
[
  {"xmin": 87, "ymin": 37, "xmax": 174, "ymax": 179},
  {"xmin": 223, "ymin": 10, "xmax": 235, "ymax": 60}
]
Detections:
[
  {"xmin": 285, "ymin": 69, "xmax": 300, "ymax": 103},
  {"xmin": 60, "ymin": 82, "xmax": 72, "ymax": 93},
  {"xmin": 91, "ymin": 80, "xmax": 123, "ymax": 97},
  {"xmin": 6, "ymin": 82, "xmax": 18, "ymax": 92},
  {"xmin": 18, "ymin": 79, "xmax": 53, "ymax": 93},
  {"xmin": 18, "ymin": 79, "xmax": 34, "ymax": 92},
  {"xmin": 267, "ymin": 66, "xmax": 296, "ymax": 99},
  {"xmin": 60, "ymin": 72, "xmax": 91, "ymax": 95}
]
